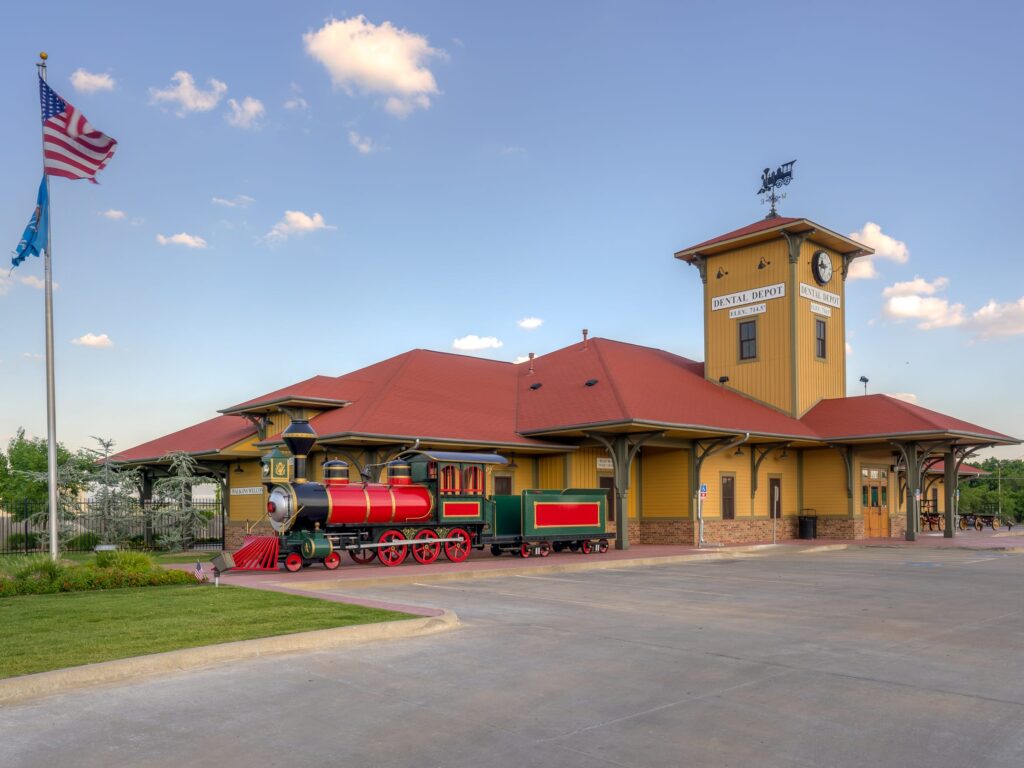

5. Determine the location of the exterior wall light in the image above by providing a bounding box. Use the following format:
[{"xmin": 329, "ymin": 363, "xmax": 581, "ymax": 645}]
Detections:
[
  {"xmin": 859, "ymin": 375, "xmax": 869, "ymax": 395},
  {"xmin": 716, "ymin": 267, "xmax": 729, "ymax": 279},
  {"xmin": 758, "ymin": 257, "xmax": 770, "ymax": 269},
  {"xmin": 718, "ymin": 376, "xmax": 730, "ymax": 385}
]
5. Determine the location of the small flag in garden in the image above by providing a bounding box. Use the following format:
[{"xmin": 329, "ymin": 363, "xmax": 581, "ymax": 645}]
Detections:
[
  {"xmin": 194, "ymin": 561, "xmax": 206, "ymax": 582},
  {"xmin": 39, "ymin": 76, "xmax": 117, "ymax": 182},
  {"xmin": 12, "ymin": 177, "xmax": 49, "ymax": 269}
]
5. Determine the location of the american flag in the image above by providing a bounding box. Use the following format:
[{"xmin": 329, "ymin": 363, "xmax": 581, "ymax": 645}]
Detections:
[
  {"xmin": 39, "ymin": 76, "xmax": 117, "ymax": 182},
  {"xmin": 193, "ymin": 561, "xmax": 206, "ymax": 582}
]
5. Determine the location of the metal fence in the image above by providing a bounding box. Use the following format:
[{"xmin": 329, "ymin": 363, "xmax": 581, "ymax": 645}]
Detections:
[{"xmin": 0, "ymin": 499, "xmax": 225, "ymax": 554}]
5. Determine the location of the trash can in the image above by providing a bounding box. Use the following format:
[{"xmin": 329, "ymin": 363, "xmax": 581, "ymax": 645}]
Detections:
[{"xmin": 798, "ymin": 509, "xmax": 817, "ymax": 540}]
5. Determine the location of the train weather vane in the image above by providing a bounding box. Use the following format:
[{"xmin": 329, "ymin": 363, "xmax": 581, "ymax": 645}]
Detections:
[{"xmin": 758, "ymin": 159, "xmax": 796, "ymax": 219}]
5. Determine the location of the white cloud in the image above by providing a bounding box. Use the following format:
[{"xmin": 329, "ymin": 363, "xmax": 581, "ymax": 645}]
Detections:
[
  {"xmin": 882, "ymin": 276, "xmax": 948, "ymax": 298},
  {"xmin": 72, "ymin": 333, "xmax": 113, "ymax": 348},
  {"xmin": 888, "ymin": 392, "xmax": 918, "ymax": 404},
  {"xmin": 513, "ymin": 355, "xmax": 531, "ymax": 364},
  {"xmin": 266, "ymin": 211, "xmax": 334, "ymax": 242},
  {"xmin": 284, "ymin": 96, "xmax": 309, "ymax": 110},
  {"xmin": 303, "ymin": 16, "xmax": 444, "ymax": 117},
  {"xmin": 23, "ymin": 352, "xmax": 43, "ymax": 360},
  {"xmin": 0, "ymin": 275, "xmax": 11, "ymax": 296},
  {"xmin": 517, "ymin": 317, "xmax": 543, "ymax": 330},
  {"xmin": 156, "ymin": 232, "xmax": 207, "ymax": 249},
  {"xmin": 226, "ymin": 97, "xmax": 265, "ymax": 129},
  {"xmin": 884, "ymin": 294, "xmax": 965, "ymax": 329},
  {"xmin": 847, "ymin": 222, "xmax": 909, "ymax": 280},
  {"xmin": 968, "ymin": 298, "xmax": 1024, "ymax": 339},
  {"xmin": 70, "ymin": 68, "xmax": 115, "ymax": 93},
  {"xmin": 845, "ymin": 342, "xmax": 853, "ymax": 357},
  {"xmin": 348, "ymin": 130, "xmax": 384, "ymax": 154},
  {"xmin": 212, "ymin": 195, "xmax": 255, "ymax": 208},
  {"xmin": 18, "ymin": 275, "xmax": 58, "ymax": 291},
  {"xmin": 100, "ymin": 209, "xmax": 126, "ymax": 220},
  {"xmin": 453, "ymin": 335, "xmax": 503, "ymax": 352},
  {"xmin": 150, "ymin": 71, "xmax": 227, "ymax": 115}
]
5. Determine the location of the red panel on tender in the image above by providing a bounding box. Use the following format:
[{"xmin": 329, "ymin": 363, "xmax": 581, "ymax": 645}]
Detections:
[{"xmin": 534, "ymin": 502, "xmax": 600, "ymax": 527}]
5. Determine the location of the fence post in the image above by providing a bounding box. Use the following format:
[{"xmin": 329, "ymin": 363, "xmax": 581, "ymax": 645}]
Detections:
[{"xmin": 23, "ymin": 506, "xmax": 30, "ymax": 554}]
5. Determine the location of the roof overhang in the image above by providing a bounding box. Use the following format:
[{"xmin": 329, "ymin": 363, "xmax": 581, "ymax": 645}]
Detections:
[
  {"xmin": 255, "ymin": 431, "xmax": 578, "ymax": 454},
  {"xmin": 820, "ymin": 431, "xmax": 1018, "ymax": 446},
  {"xmin": 219, "ymin": 396, "xmax": 351, "ymax": 416},
  {"xmin": 674, "ymin": 218, "xmax": 873, "ymax": 263},
  {"xmin": 521, "ymin": 419, "xmax": 820, "ymax": 445}
]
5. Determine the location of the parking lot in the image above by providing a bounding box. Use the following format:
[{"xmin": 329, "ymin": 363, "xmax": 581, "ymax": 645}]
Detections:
[{"xmin": 3, "ymin": 546, "xmax": 1023, "ymax": 768}]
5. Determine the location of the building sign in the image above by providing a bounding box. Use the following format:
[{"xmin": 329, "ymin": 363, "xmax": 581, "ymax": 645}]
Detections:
[
  {"xmin": 729, "ymin": 303, "xmax": 766, "ymax": 320},
  {"xmin": 596, "ymin": 457, "xmax": 613, "ymax": 470},
  {"xmin": 230, "ymin": 486, "xmax": 264, "ymax": 496},
  {"xmin": 809, "ymin": 302, "xmax": 832, "ymax": 317},
  {"xmin": 799, "ymin": 283, "xmax": 841, "ymax": 308},
  {"xmin": 711, "ymin": 283, "xmax": 785, "ymax": 311}
]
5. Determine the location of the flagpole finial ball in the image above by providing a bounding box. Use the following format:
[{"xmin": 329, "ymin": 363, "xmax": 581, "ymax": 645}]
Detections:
[{"xmin": 39, "ymin": 52, "xmax": 48, "ymax": 60}]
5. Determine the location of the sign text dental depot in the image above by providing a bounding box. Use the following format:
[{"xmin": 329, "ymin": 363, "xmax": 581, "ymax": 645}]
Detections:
[{"xmin": 711, "ymin": 283, "xmax": 785, "ymax": 312}]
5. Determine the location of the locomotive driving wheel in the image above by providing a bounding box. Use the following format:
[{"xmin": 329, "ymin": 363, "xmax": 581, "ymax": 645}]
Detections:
[
  {"xmin": 378, "ymin": 530, "xmax": 408, "ymax": 567},
  {"xmin": 323, "ymin": 552, "xmax": 341, "ymax": 570},
  {"xmin": 444, "ymin": 528, "xmax": 472, "ymax": 563},
  {"xmin": 411, "ymin": 529, "xmax": 441, "ymax": 565},
  {"xmin": 283, "ymin": 552, "xmax": 303, "ymax": 572},
  {"xmin": 349, "ymin": 548, "xmax": 377, "ymax": 565}
]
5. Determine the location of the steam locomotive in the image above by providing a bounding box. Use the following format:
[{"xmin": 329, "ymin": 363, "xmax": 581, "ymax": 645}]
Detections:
[{"xmin": 234, "ymin": 418, "xmax": 611, "ymax": 572}]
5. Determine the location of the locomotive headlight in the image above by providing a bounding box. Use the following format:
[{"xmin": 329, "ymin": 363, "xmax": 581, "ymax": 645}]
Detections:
[{"xmin": 266, "ymin": 487, "xmax": 293, "ymax": 532}]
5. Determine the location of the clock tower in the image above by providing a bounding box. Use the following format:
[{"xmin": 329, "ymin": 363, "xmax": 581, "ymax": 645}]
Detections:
[{"xmin": 674, "ymin": 217, "xmax": 873, "ymax": 417}]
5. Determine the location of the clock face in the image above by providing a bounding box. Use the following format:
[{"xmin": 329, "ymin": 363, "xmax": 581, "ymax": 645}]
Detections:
[{"xmin": 812, "ymin": 251, "xmax": 833, "ymax": 285}]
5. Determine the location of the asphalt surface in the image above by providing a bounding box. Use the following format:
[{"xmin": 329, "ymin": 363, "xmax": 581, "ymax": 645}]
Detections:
[{"xmin": 3, "ymin": 547, "xmax": 1023, "ymax": 767}]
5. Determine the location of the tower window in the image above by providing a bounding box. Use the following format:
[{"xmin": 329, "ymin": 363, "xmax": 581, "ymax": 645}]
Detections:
[
  {"xmin": 815, "ymin": 318, "xmax": 827, "ymax": 359},
  {"xmin": 739, "ymin": 320, "xmax": 757, "ymax": 361}
]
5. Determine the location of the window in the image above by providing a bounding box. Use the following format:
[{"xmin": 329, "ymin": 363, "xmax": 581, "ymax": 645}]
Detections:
[
  {"xmin": 769, "ymin": 477, "xmax": 782, "ymax": 519},
  {"xmin": 463, "ymin": 466, "xmax": 484, "ymax": 495},
  {"xmin": 721, "ymin": 475, "xmax": 735, "ymax": 520},
  {"xmin": 739, "ymin": 320, "xmax": 757, "ymax": 361},
  {"xmin": 815, "ymin": 318, "xmax": 827, "ymax": 359},
  {"xmin": 439, "ymin": 465, "xmax": 460, "ymax": 495}
]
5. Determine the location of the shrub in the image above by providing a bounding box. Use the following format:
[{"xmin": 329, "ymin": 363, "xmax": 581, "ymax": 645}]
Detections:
[
  {"xmin": 5, "ymin": 532, "xmax": 41, "ymax": 551},
  {"xmin": 94, "ymin": 550, "xmax": 154, "ymax": 572},
  {"xmin": 0, "ymin": 555, "xmax": 196, "ymax": 597},
  {"xmin": 65, "ymin": 532, "xmax": 102, "ymax": 551}
]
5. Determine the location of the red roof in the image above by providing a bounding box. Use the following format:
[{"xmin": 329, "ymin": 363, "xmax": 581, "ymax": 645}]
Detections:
[
  {"xmin": 111, "ymin": 415, "xmax": 255, "ymax": 463},
  {"xmin": 517, "ymin": 338, "xmax": 818, "ymax": 439},
  {"xmin": 677, "ymin": 216, "xmax": 802, "ymax": 256},
  {"xmin": 221, "ymin": 375, "xmax": 349, "ymax": 413},
  {"xmin": 801, "ymin": 395, "xmax": 1014, "ymax": 442},
  {"xmin": 923, "ymin": 458, "xmax": 990, "ymax": 476}
]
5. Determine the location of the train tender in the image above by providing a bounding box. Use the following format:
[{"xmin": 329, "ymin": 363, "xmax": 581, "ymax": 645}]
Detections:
[{"xmin": 231, "ymin": 418, "xmax": 611, "ymax": 571}]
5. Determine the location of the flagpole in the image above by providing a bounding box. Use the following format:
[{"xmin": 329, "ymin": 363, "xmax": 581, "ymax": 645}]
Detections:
[{"xmin": 37, "ymin": 52, "xmax": 60, "ymax": 561}]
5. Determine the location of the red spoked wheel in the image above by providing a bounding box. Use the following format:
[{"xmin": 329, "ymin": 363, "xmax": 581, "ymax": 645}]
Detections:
[
  {"xmin": 323, "ymin": 552, "xmax": 341, "ymax": 570},
  {"xmin": 579, "ymin": 539, "xmax": 593, "ymax": 555},
  {"xmin": 412, "ymin": 529, "xmax": 441, "ymax": 565},
  {"xmin": 519, "ymin": 543, "xmax": 532, "ymax": 559},
  {"xmin": 444, "ymin": 528, "xmax": 472, "ymax": 563},
  {"xmin": 378, "ymin": 530, "xmax": 408, "ymax": 567},
  {"xmin": 597, "ymin": 539, "xmax": 610, "ymax": 554},
  {"xmin": 349, "ymin": 547, "xmax": 377, "ymax": 565},
  {"xmin": 283, "ymin": 552, "xmax": 303, "ymax": 572},
  {"xmin": 539, "ymin": 542, "xmax": 552, "ymax": 558}
]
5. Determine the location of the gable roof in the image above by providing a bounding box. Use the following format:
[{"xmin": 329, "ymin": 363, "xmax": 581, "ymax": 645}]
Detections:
[
  {"xmin": 801, "ymin": 395, "xmax": 1015, "ymax": 443},
  {"xmin": 674, "ymin": 216, "xmax": 873, "ymax": 262},
  {"xmin": 219, "ymin": 375, "xmax": 351, "ymax": 414},
  {"xmin": 111, "ymin": 415, "xmax": 255, "ymax": 463}
]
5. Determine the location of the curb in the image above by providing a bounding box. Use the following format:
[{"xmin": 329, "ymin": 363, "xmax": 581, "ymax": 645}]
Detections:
[
  {"xmin": 275, "ymin": 544, "xmax": 811, "ymax": 592},
  {"xmin": 0, "ymin": 609, "xmax": 459, "ymax": 706}
]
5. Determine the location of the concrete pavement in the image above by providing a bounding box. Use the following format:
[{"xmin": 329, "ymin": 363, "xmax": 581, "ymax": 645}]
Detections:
[{"xmin": 2, "ymin": 546, "xmax": 1022, "ymax": 767}]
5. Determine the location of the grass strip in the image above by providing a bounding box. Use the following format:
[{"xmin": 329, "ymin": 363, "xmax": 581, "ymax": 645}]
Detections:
[{"xmin": 0, "ymin": 585, "xmax": 408, "ymax": 679}]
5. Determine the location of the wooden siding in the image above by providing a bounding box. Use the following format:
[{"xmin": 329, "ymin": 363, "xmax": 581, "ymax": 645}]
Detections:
[
  {"xmin": 795, "ymin": 240, "xmax": 846, "ymax": 415},
  {"xmin": 641, "ymin": 448, "xmax": 691, "ymax": 518},
  {"xmin": 227, "ymin": 459, "xmax": 265, "ymax": 522},
  {"xmin": 568, "ymin": 447, "xmax": 606, "ymax": 488},
  {"xmin": 702, "ymin": 240, "xmax": 792, "ymax": 413},
  {"xmin": 753, "ymin": 450, "xmax": 799, "ymax": 517},
  {"xmin": 537, "ymin": 454, "xmax": 565, "ymax": 489},
  {"xmin": 802, "ymin": 448, "xmax": 848, "ymax": 517},
  {"xmin": 699, "ymin": 451, "xmax": 752, "ymax": 518}
]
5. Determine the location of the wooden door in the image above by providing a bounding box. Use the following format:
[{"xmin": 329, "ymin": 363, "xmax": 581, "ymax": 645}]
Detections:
[
  {"xmin": 721, "ymin": 475, "xmax": 736, "ymax": 520},
  {"xmin": 861, "ymin": 471, "xmax": 890, "ymax": 537},
  {"xmin": 768, "ymin": 478, "xmax": 781, "ymax": 519},
  {"xmin": 599, "ymin": 476, "xmax": 616, "ymax": 522}
]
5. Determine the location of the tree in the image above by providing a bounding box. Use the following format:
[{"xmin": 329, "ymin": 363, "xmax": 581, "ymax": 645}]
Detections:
[
  {"xmin": 152, "ymin": 451, "xmax": 212, "ymax": 551},
  {"xmin": 82, "ymin": 437, "xmax": 141, "ymax": 545},
  {"xmin": 0, "ymin": 428, "xmax": 92, "ymax": 520}
]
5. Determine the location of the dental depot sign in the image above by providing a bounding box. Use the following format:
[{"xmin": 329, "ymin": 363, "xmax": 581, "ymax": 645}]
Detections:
[{"xmin": 711, "ymin": 283, "xmax": 785, "ymax": 312}]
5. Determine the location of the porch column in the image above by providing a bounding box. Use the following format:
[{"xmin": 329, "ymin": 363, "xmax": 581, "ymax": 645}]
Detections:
[
  {"xmin": 943, "ymin": 450, "xmax": 957, "ymax": 539},
  {"xmin": 586, "ymin": 432, "xmax": 663, "ymax": 550}
]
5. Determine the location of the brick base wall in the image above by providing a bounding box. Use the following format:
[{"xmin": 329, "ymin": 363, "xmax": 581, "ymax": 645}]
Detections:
[
  {"xmin": 640, "ymin": 520, "xmax": 695, "ymax": 545},
  {"xmin": 700, "ymin": 517, "xmax": 799, "ymax": 545},
  {"xmin": 225, "ymin": 521, "xmax": 251, "ymax": 550},
  {"xmin": 890, "ymin": 513, "xmax": 907, "ymax": 539}
]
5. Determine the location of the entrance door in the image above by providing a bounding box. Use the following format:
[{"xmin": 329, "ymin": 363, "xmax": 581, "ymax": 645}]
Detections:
[
  {"xmin": 861, "ymin": 468, "xmax": 890, "ymax": 537},
  {"xmin": 768, "ymin": 478, "xmax": 781, "ymax": 519},
  {"xmin": 599, "ymin": 476, "xmax": 616, "ymax": 522}
]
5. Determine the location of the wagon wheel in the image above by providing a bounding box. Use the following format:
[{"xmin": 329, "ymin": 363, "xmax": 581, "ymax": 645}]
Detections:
[
  {"xmin": 323, "ymin": 552, "xmax": 341, "ymax": 570},
  {"xmin": 411, "ymin": 529, "xmax": 441, "ymax": 565},
  {"xmin": 938, "ymin": 516, "xmax": 946, "ymax": 532},
  {"xmin": 283, "ymin": 552, "xmax": 303, "ymax": 572},
  {"xmin": 444, "ymin": 528, "xmax": 472, "ymax": 563},
  {"xmin": 958, "ymin": 517, "xmax": 968, "ymax": 531},
  {"xmin": 490, "ymin": 544, "xmax": 503, "ymax": 557},
  {"xmin": 579, "ymin": 540, "xmax": 593, "ymax": 555},
  {"xmin": 519, "ymin": 543, "xmax": 532, "ymax": 559},
  {"xmin": 378, "ymin": 530, "xmax": 408, "ymax": 567},
  {"xmin": 539, "ymin": 542, "xmax": 552, "ymax": 557},
  {"xmin": 598, "ymin": 539, "xmax": 610, "ymax": 554},
  {"xmin": 992, "ymin": 517, "xmax": 1001, "ymax": 530},
  {"xmin": 349, "ymin": 547, "xmax": 377, "ymax": 565},
  {"xmin": 975, "ymin": 517, "xmax": 984, "ymax": 531}
]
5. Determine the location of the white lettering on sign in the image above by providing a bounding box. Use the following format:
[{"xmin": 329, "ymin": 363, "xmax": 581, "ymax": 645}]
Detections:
[
  {"xmin": 230, "ymin": 486, "xmax": 265, "ymax": 496},
  {"xmin": 810, "ymin": 302, "xmax": 832, "ymax": 317},
  {"xmin": 711, "ymin": 282, "xmax": 785, "ymax": 311},
  {"xmin": 799, "ymin": 283, "xmax": 841, "ymax": 308},
  {"xmin": 596, "ymin": 457, "xmax": 614, "ymax": 470},
  {"xmin": 728, "ymin": 303, "xmax": 766, "ymax": 319}
]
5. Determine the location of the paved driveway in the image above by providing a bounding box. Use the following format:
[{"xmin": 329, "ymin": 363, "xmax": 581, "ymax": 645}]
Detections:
[{"xmin": 3, "ymin": 547, "xmax": 1023, "ymax": 767}]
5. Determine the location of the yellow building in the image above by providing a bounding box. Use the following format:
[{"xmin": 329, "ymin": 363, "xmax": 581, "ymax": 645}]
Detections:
[{"xmin": 113, "ymin": 214, "xmax": 1016, "ymax": 548}]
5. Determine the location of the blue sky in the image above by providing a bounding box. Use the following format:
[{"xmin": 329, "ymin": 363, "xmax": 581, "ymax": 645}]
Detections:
[{"xmin": 1, "ymin": 0, "xmax": 1022, "ymax": 458}]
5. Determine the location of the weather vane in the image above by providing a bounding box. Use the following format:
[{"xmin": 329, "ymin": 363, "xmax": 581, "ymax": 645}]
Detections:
[{"xmin": 757, "ymin": 159, "xmax": 796, "ymax": 219}]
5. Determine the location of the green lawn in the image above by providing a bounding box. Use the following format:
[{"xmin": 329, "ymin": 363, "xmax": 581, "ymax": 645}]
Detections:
[
  {"xmin": 3, "ymin": 551, "xmax": 219, "ymax": 566},
  {"xmin": 0, "ymin": 585, "xmax": 410, "ymax": 679}
]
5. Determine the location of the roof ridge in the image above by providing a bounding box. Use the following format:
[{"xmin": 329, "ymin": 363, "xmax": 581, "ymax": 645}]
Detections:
[
  {"xmin": 346, "ymin": 350, "xmax": 420, "ymax": 433},
  {"xmin": 877, "ymin": 394, "xmax": 946, "ymax": 430}
]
